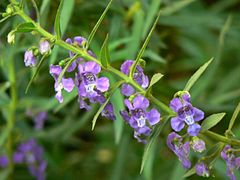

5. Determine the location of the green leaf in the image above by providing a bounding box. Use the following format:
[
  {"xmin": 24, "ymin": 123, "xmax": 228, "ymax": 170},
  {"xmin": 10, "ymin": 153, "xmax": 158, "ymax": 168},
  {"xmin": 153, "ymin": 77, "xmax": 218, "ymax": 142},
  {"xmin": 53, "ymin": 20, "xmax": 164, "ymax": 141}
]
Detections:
[
  {"xmin": 161, "ymin": 0, "xmax": 196, "ymax": 16},
  {"xmin": 183, "ymin": 58, "xmax": 213, "ymax": 92},
  {"xmin": 227, "ymin": 102, "xmax": 240, "ymax": 132},
  {"xmin": 142, "ymin": 0, "xmax": 162, "ymax": 38},
  {"xmin": 130, "ymin": 11, "xmax": 161, "ymax": 78},
  {"xmin": 140, "ymin": 117, "xmax": 168, "ymax": 173},
  {"xmin": 92, "ymin": 96, "xmax": 111, "ymax": 130},
  {"xmin": 148, "ymin": 73, "xmax": 163, "ymax": 89},
  {"xmin": 87, "ymin": 0, "xmax": 114, "ymax": 47},
  {"xmin": 201, "ymin": 113, "xmax": 226, "ymax": 132},
  {"xmin": 92, "ymin": 80, "xmax": 124, "ymax": 130},
  {"xmin": 54, "ymin": 0, "xmax": 63, "ymax": 39},
  {"xmin": 15, "ymin": 22, "xmax": 35, "ymax": 32},
  {"xmin": 183, "ymin": 166, "xmax": 196, "ymax": 178},
  {"xmin": 25, "ymin": 54, "xmax": 48, "ymax": 94},
  {"xmin": 100, "ymin": 34, "xmax": 110, "ymax": 68}
]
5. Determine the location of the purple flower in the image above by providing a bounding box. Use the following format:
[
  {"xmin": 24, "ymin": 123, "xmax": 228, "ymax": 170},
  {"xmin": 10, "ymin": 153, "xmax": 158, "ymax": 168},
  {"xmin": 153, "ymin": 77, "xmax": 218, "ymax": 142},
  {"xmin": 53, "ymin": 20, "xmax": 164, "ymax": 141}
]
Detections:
[
  {"xmin": 120, "ymin": 95, "xmax": 160, "ymax": 143},
  {"xmin": 191, "ymin": 137, "xmax": 206, "ymax": 153},
  {"xmin": 13, "ymin": 139, "xmax": 47, "ymax": 180},
  {"xmin": 39, "ymin": 40, "xmax": 51, "ymax": 55},
  {"xmin": 33, "ymin": 112, "xmax": 48, "ymax": 130},
  {"xmin": 195, "ymin": 162, "xmax": 210, "ymax": 177},
  {"xmin": 24, "ymin": 50, "xmax": 37, "ymax": 67},
  {"xmin": 76, "ymin": 61, "xmax": 109, "ymax": 106},
  {"xmin": 0, "ymin": 155, "xmax": 8, "ymax": 168},
  {"xmin": 169, "ymin": 93, "xmax": 204, "ymax": 136},
  {"xmin": 167, "ymin": 132, "xmax": 191, "ymax": 169},
  {"xmin": 120, "ymin": 60, "xmax": 149, "ymax": 96},
  {"xmin": 65, "ymin": 36, "xmax": 87, "ymax": 72},
  {"xmin": 101, "ymin": 103, "xmax": 116, "ymax": 121},
  {"xmin": 50, "ymin": 65, "xmax": 75, "ymax": 103},
  {"xmin": 221, "ymin": 145, "xmax": 238, "ymax": 180}
]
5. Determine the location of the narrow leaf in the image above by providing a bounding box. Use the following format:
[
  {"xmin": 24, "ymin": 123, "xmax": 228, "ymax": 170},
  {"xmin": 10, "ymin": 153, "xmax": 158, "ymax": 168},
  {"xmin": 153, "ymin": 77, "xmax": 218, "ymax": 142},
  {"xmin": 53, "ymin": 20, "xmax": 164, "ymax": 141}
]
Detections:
[
  {"xmin": 92, "ymin": 96, "xmax": 111, "ymax": 130},
  {"xmin": 87, "ymin": 0, "xmax": 114, "ymax": 47},
  {"xmin": 31, "ymin": 0, "xmax": 40, "ymax": 24},
  {"xmin": 227, "ymin": 102, "xmax": 240, "ymax": 132},
  {"xmin": 201, "ymin": 113, "xmax": 226, "ymax": 132},
  {"xmin": 57, "ymin": 55, "xmax": 78, "ymax": 85},
  {"xmin": 140, "ymin": 117, "xmax": 168, "ymax": 173},
  {"xmin": 100, "ymin": 34, "xmax": 110, "ymax": 68},
  {"xmin": 183, "ymin": 58, "xmax": 213, "ymax": 92},
  {"xmin": 54, "ymin": 0, "xmax": 63, "ymax": 39},
  {"xmin": 15, "ymin": 22, "xmax": 35, "ymax": 32},
  {"xmin": 130, "ymin": 11, "xmax": 161, "ymax": 78},
  {"xmin": 25, "ymin": 54, "xmax": 48, "ymax": 93},
  {"xmin": 183, "ymin": 167, "xmax": 196, "ymax": 178},
  {"xmin": 92, "ymin": 80, "xmax": 124, "ymax": 130},
  {"xmin": 148, "ymin": 73, "xmax": 163, "ymax": 89}
]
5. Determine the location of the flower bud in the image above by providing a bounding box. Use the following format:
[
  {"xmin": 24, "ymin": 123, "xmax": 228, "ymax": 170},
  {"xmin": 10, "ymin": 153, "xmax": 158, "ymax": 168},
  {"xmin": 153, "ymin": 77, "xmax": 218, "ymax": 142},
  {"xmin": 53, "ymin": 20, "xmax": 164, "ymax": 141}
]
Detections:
[
  {"xmin": 195, "ymin": 162, "xmax": 210, "ymax": 177},
  {"xmin": 191, "ymin": 136, "xmax": 206, "ymax": 153},
  {"xmin": 7, "ymin": 31, "xmax": 15, "ymax": 44},
  {"xmin": 24, "ymin": 50, "xmax": 37, "ymax": 67},
  {"xmin": 39, "ymin": 40, "xmax": 51, "ymax": 55}
]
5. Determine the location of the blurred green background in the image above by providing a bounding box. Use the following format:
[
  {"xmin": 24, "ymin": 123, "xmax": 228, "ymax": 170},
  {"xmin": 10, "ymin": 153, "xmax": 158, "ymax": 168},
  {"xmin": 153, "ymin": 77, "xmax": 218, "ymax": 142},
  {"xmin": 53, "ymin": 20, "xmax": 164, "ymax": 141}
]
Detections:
[{"xmin": 0, "ymin": 0, "xmax": 240, "ymax": 179}]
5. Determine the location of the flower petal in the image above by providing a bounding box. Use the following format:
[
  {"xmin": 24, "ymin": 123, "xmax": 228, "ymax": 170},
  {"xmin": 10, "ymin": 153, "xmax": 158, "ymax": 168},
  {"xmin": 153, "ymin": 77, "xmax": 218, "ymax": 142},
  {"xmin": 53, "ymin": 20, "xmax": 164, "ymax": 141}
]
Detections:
[
  {"xmin": 169, "ymin": 98, "xmax": 183, "ymax": 112},
  {"xmin": 84, "ymin": 61, "xmax": 101, "ymax": 74},
  {"xmin": 171, "ymin": 117, "xmax": 185, "ymax": 132},
  {"xmin": 121, "ymin": 83, "xmax": 135, "ymax": 96},
  {"xmin": 120, "ymin": 60, "xmax": 133, "ymax": 75},
  {"xmin": 124, "ymin": 99, "xmax": 133, "ymax": 110},
  {"xmin": 133, "ymin": 95, "xmax": 149, "ymax": 109},
  {"xmin": 50, "ymin": 65, "xmax": 62, "ymax": 79},
  {"xmin": 147, "ymin": 108, "xmax": 160, "ymax": 125},
  {"xmin": 62, "ymin": 78, "xmax": 75, "ymax": 92},
  {"xmin": 78, "ymin": 82, "xmax": 87, "ymax": 97},
  {"xmin": 120, "ymin": 110, "xmax": 131, "ymax": 122},
  {"xmin": 96, "ymin": 77, "xmax": 109, "ymax": 92},
  {"xmin": 55, "ymin": 91, "xmax": 63, "ymax": 103},
  {"xmin": 137, "ymin": 126, "xmax": 151, "ymax": 136},
  {"xmin": 193, "ymin": 107, "xmax": 204, "ymax": 121},
  {"xmin": 67, "ymin": 61, "xmax": 77, "ymax": 72},
  {"xmin": 141, "ymin": 75, "xmax": 149, "ymax": 89},
  {"xmin": 187, "ymin": 123, "xmax": 201, "ymax": 136}
]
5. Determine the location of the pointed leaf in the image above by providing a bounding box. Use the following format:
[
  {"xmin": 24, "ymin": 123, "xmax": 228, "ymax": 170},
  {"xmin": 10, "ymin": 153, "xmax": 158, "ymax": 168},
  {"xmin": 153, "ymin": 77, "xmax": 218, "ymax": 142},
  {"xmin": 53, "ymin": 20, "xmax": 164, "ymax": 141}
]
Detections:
[
  {"xmin": 183, "ymin": 58, "xmax": 213, "ymax": 92},
  {"xmin": 87, "ymin": 0, "xmax": 114, "ymax": 47},
  {"xmin": 201, "ymin": 113, "xmax": 226, "ymax": 132},
  {"xmin": 227, "ymin": 102, "xmax": 240, "ymax": 132},
  {"xmin": 25, "ymin": 54, "xmax": 48, "ymax": 93},
  {"xmin": 183, "ymin": 167, "xmax": 196, "ymax": 178},
  {"xmin": 130, "ymin": 11, "xmax": 161, "ymax": 78},
  {"xmin": 148, "ymin": 73, "xmax": 163, "ymax": 89},
  {"xmin": 54, "ymin": 0, "xmax": 63, "ymax": 39},
  {"xmin": 100, "ymin": 34, "xmax": 110, "ymax": 68},
  {"xmin": 15, "ymin": 22, "xmax": 35, "ymax": 32},
  {"xmin": 92, "ymin": 80, "xmax": 124, "ymax": 130},
  {"xmin": 140, "ymin": 117, "xmax": 169, "ymax": 173}
]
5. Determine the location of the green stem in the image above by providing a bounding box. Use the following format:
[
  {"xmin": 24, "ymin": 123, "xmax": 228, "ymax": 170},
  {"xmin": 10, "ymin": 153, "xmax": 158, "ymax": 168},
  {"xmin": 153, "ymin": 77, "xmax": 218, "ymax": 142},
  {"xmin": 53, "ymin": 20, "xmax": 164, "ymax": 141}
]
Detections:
[{"xmin": 202, "ymin": 131, "xmax": 240, "ymax": 146}]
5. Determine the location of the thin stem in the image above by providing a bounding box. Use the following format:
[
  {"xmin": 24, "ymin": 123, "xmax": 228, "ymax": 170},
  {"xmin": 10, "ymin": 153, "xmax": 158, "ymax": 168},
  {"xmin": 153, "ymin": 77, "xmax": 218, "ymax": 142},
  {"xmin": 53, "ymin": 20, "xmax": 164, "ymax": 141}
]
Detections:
[{"xmin": 202, "ymin": 131, "xmax": 240, "ymax": 146}]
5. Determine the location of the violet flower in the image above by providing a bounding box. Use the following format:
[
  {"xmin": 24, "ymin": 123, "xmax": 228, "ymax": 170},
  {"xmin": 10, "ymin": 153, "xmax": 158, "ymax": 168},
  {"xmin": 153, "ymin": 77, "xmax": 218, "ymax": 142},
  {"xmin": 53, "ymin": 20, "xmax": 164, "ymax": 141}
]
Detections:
[
  {"xmin": 195, "ymin": 162, "xmax": 210, "ymax": 177},
  {"xmin": 0, "ymin": 155, "xmax": 8, "ymax": 168},
  {"xmin": 120, "ymin": 60, "xmax": 149, "ymax": 96},
  {"xmin": 50, "ymin": 65, "xmax": 75, "ymax": 103},
  {"xmin": 120, "ymin": 95, "xmax": 160, "ymax": 143},
  {"xmin": 33, "ymin": 112, "xmax": 48, "ymax": 130},
  {"xmin": 24, "ymin": 50, "xmax": 36, "ymax": 67},
  {"xmin": 167, "ymin": 132, "xmax": 191, "ymax": 169},
  {"xmin": 13, "ymin": 139, "xmax": 47, "ymax": 180},
  {"xmin": 169, "ymin": 93, "xmax": 204, "ymax": 136},
  {"xmin": 76, "ymin": 61, "xmax": 109, "ymax": 109},
  {"xmin": 101, "ymin": 103, "xmax": 116, "ymax": 121},
  {"xmin": 65, "ymin": 36, "xmax": 87, "ymax": 72},
  {"xmin": 191, "ymin": 137, "xmax": 206, "ymax": 153},
  {"xmin": 221, "ymin": 145, "xmax": 240, "ymax": 180}
]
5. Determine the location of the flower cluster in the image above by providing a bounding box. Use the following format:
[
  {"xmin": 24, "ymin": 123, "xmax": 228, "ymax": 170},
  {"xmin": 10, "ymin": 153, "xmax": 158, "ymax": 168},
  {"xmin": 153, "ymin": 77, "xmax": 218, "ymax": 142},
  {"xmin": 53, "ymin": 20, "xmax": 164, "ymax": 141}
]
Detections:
[
  {"xmin": 167, "ymin": 132, "xmax": 208, "ymax": 176},
  {"xmin": 50, "ymin": 36, "xmax": 115, "ymax": 120},
  {"xmin": 0, "ymin": 139, "xmax": 46, "ymax": 180},
  {"xmin": 13, "ymin": 139, "xmax": 47, "ymax": 180},
  {"xmin": 120, "ymin": 95, "xmax": 160, "ymax": 143},
  {"xmin": 221, "ymin": 145, "xmax": 240, "ymax": 180},
  {"xmin": 169, "ymin": 93, "xmax": 204, "ymax": 136}
]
